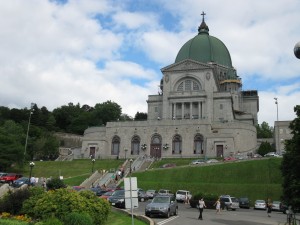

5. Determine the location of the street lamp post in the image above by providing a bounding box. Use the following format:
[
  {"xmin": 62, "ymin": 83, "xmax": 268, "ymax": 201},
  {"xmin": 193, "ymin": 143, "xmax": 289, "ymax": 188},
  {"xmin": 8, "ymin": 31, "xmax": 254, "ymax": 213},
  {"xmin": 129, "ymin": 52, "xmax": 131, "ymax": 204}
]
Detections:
[
  {"xmin": 24, "ymin": 103, "xmax": 35, "ymax": 161},
  {"xmin": 91, "ymin": 158, "xmax": 95, "ymax": 173},
  {"xmin": 29, "ymin": 161, "xmax": 35, "ymax": 183},
  {"xmin": 274, "ymin": 98, "xmax": 279, "ymax": 154},
  {"xmin": 129, "ymin": 158, "xmax": 134, "ymax": 225}
]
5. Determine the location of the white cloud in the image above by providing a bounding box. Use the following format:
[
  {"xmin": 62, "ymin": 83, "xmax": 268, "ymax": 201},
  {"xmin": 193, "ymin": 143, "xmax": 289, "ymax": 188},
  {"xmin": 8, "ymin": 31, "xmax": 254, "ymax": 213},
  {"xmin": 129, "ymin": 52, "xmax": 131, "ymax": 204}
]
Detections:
[{"xmin": 0, "ymin": 0, "xmax": 299, "ymax": 126}]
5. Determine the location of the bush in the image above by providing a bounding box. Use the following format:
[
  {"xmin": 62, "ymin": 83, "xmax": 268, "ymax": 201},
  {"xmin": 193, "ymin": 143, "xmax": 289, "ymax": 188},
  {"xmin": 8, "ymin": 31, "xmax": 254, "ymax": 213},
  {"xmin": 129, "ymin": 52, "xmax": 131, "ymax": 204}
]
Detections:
[
  {"xmin": 22, "ymin": 188, "xmax": 110, "ymax": 225},
  {"xmin": 62, "ymin": 212, "xmax": 93, "ymax": 225},
  {"xmin": 189, "ymin": 192, "xmax": 219, "ymax": 209},
  {"xmin": 19, "ymin": 187, "xmax": 45, "ymax": 216},
  {"xmin": 0, "ymin": 188, "xmax": 30, "ymax": 214},
  {"xmin": 46, "ymin": 177, "xmax": 66, "ymax": 190}
]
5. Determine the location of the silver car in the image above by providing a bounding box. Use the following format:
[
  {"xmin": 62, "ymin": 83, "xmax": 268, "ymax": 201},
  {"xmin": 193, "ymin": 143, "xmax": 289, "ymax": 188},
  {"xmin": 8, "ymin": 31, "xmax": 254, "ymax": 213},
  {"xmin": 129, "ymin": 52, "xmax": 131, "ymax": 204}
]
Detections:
[{"xmin": 145, "ymin": 195, "xmax": 178, "ymax": 218}]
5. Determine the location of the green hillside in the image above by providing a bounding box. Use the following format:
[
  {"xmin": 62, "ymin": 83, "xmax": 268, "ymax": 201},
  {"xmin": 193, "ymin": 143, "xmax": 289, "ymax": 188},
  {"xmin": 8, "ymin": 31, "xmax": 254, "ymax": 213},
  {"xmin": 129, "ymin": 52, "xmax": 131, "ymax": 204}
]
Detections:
[
  {"xmin": 19, "ymin": 158, "xmax": 283, "ymax": 205},
  {"xmin": 133, "ymin": 158, "xmax": 283, "ymax": 204}
]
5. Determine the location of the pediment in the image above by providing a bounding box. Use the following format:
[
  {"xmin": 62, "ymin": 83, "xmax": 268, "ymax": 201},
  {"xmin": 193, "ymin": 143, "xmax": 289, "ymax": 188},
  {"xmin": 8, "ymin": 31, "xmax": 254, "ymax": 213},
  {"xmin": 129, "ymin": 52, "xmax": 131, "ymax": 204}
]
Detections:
[{"xmin": 161, "ymin": 59, "xmax": 213, "ymax": 73}]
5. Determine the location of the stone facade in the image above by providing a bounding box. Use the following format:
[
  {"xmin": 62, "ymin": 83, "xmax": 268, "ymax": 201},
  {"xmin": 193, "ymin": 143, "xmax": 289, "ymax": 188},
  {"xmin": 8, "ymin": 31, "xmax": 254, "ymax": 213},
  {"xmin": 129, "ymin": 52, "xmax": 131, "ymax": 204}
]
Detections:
[
  {"xmin": 81, "ymin": 19, "xmax": 259, "ymax": 160},
  {"xmin": 81, "ymin": 60, "xmax": 259, "ymax": 159}
]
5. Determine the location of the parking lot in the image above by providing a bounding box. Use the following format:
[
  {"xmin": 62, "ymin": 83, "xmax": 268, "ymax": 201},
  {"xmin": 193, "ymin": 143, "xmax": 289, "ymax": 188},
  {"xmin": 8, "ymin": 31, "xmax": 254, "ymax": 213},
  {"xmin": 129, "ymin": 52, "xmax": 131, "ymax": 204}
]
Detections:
[{"xmin": 127, "ymin": 201, "xmax": 288, "ymax": 225}]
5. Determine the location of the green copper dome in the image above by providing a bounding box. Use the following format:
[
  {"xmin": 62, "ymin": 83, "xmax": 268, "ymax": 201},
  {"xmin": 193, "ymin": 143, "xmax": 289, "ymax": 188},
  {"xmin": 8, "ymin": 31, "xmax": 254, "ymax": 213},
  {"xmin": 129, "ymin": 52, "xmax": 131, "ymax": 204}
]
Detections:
[{"xmin": 175, "ymin": 16, "xmax": 233, "ymax": 68}]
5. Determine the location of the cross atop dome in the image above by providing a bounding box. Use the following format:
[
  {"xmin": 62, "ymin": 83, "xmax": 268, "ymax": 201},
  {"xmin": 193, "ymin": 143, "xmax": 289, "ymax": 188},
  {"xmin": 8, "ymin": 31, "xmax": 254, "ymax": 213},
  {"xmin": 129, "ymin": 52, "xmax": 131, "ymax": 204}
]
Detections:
[
  {"xmin": 198, "ymin": 11, "xmax": 209, "ymax": 35},
  {"xmin": 201, "ymin": 11, "xmax": 206, "ymax": 21}
]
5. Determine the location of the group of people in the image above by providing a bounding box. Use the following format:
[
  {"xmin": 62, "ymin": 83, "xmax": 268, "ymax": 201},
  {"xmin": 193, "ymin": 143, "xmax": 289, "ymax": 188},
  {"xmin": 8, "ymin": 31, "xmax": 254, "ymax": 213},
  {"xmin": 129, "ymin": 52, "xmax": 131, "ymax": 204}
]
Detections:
[
  {"xmin": 197, "ymin": 197, "xmax": 273, "ymax": 220},
  {"xmin": 197, "ymin": 198, "xmax": 221, "ymax": 220}
]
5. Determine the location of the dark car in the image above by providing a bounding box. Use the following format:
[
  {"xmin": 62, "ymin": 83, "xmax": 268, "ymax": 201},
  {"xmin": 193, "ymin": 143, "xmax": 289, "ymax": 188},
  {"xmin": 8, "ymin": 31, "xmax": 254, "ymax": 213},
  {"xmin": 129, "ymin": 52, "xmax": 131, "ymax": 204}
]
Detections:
[
  {"xmin": 138, "ymin": 189, "xmax": 149, "ymax": 202},
  {"xmin": 239, "ymin": 197, "xmax": 250, "ymax": 209},
  {"xmin": 89, "ymin": 187, "xmax": 107, "ymax": 196},
  {"xmin": 145, "ymin": 195, "xmax": 178, "ymax": 218},
  {"xmin": 108, "ymin": 190, "xmax": 125, "ymax": 208},
  {"xmin": 12, "ymin": 177, "xmax": 30, "ymax": 188}
]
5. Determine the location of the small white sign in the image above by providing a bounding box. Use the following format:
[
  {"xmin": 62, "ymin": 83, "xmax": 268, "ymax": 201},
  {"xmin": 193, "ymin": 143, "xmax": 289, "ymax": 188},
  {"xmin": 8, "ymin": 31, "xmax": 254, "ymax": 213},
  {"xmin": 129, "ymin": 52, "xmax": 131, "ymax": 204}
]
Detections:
[
  {"xmin": 124, "ymin": 177, "xmax": 137, "ymax": 191},
  {"xmin": 125, "ymin": 198, "xmax": 139, "ymax": 209}
]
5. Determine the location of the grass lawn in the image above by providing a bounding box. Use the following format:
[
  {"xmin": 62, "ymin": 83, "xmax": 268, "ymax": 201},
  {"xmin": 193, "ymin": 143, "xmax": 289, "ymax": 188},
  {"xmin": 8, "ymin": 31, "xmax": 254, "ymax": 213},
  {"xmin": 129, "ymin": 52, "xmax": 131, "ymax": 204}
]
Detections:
[
  {"xmin": 133, "ymin": 158, "xmax": 283, "ymax": 205},
  {"xmin": 15, "ymin": 157, "xmax": 283, "ymax": 207},
  {"xmin": 106, "ymin": 210, "xmax": 147, "ymax": 225}
]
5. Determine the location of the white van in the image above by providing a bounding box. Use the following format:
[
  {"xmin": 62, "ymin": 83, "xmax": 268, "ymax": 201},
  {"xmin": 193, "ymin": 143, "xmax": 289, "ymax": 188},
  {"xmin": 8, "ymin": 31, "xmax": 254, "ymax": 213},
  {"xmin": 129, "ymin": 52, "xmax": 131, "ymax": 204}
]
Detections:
[{"xmin": 175, "ymin": 190, "xmax": 192, "ymax": 202}]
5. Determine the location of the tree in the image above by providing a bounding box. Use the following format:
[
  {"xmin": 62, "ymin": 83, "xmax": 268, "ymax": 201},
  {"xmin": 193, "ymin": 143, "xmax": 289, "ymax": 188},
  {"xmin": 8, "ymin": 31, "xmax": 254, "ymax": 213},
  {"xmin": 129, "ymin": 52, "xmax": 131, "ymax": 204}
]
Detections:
[
  {"xmin": 281, "ymin": 105, "xmax": 300, "ymax": 210},
  {"xmin": 0, "ymin": 120, "xmax": 25, "ymax": 170},
  {"xmin": 92, "ymin": 101, "xmax": 122, "ymax": 125},
  {"xmin": 134, "ymin": 112, "xmax": 147, "ymax": 121},
  {"xmin": 256, "ymin": 121, "xmax": 273, "ymax": 138},
  {"xmin": 257, "ymin": 141, "xmax": 274, "ymax": 156}
]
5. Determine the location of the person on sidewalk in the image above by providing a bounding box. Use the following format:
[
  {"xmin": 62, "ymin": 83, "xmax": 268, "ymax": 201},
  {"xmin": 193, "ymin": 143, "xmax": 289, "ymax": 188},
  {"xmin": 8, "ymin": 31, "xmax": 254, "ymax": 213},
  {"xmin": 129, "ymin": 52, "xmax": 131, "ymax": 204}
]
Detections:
[
  {"xmin": 198, "ymin": 198, "xmax": 206, "ymax": 220},
  {"xmin": 267, "ymin": 198, "xmax": 273, "ymax": 217},
  {"xmin": 214, "ymin": 198, "xmax": 221, "ymax": 214}
]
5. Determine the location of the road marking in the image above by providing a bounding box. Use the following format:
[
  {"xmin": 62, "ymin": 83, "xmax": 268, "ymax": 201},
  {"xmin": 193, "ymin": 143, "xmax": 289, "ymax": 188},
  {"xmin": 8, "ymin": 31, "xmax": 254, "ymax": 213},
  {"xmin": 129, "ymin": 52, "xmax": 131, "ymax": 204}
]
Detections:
[{"xmin": 157, "ymin": 216, "xmax": 179, "ymax": 225}]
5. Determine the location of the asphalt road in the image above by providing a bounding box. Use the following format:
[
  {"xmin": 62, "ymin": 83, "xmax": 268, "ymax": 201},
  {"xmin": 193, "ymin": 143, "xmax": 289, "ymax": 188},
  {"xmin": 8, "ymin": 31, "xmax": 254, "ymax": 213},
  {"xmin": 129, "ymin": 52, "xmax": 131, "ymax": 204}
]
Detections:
[{"xmin": 125, "ymin": 200, "xmax": 288, "ymax": 225}]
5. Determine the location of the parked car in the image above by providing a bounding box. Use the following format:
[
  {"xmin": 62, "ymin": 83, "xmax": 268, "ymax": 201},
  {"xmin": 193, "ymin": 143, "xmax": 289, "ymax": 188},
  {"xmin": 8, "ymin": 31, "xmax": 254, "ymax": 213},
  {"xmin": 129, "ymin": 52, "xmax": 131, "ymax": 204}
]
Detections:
[
  {"xmin": 253, "ymin": 153, "xmax": 262, "ymax": 158},
  {"xmin": 254, "ymin": 200, "xmax": 266, "ymax": 210},
  {"xmin": 272, "ymin": 201, "xmax": 282, "ymax": 211},
  {"xmin": 108, "ymin": 190, "xmax": 125, "ymax": 208},
  {"xmin": 158, "ymin": 189, "xmax": 173, "ymax": 196},
  {"xmin": 239, "ymin": 197, "xmax": 250, "ymax": 209},
  {"xmin": 160, "ymin": 163, "xmax": 176, "ymax": 168},
  {"xmin": 146, "ymin": 189, "xmax": 158, "ymax": 199},
  {"xmin": 100, "ymin": 191, "xmax": 114, "ymax": 200},
  {"xmin": 138, "ymin": 189, "xmax": 149, "ymax": 202},
  {"xmin": 88, "ymin": 187, "xmax": 107, "ymax": 196},
  {"xmin": 12, "ymin": 177, "xmax": 30, "ymax": 188},
  {"xmin": 220, "ymin": 195, "xmax": 239, "ymax": 210},
  {"xmin": 190, "ymin": 159, "xmax": 206, "ymax": 165},
  {"xmin": 72, "ymin": 186, "xmax": 85, "ymax": 191},
  {"xmin": 175, "ymin": 190, "xmax": 192, "ymax": 203},
  {"xmin": 206, "ymin": 159, "xmax": 219, "ymax": 163},
  {"xmin": 0, "ymin": 173, "xmax": 23, "ymax": 184},
  {"xmin": 264, "ymin": 152, "xmax": 280, "ymax": 157},
  {"xmin": 0, "ymin": 172, "xmax": 7, "ymax": 178},
  {"xmin": 145, "ymin": 195, "xmax": 178, "ymax": 218},
  {"xmin": 223, "ymin": 157, "xmax": 237, "ymax": 162}
]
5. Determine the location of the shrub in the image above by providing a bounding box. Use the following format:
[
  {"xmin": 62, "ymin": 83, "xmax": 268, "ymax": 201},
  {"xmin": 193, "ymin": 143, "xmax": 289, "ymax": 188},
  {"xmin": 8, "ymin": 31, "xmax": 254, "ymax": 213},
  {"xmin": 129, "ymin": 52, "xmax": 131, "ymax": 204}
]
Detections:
[
  {"xmin": 46, "ymin": 177, "xmax": 66, "ymax": 190},
  {"xmin": 22, "ymin": 188, "xmax": 110, "ymax": 225},
  {"xmin": 20, "ymin": 187, "xmax": 45, "ymax": 215},
  {"xmin": 0, "ymin": 188, "xmax": 30, "ymax": 214},
  {"xmin": 190, "ymin": 192, "xmax": 219, "ymax": 209},
  {"xmin": 62, "ymin": 212, "xmax": 93, "ymax": 225}
]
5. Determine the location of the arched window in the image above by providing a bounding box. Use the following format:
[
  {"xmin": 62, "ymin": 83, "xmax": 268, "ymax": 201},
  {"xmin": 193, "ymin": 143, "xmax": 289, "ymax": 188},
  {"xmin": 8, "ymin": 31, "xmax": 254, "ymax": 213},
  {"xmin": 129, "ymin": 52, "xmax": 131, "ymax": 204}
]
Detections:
[
  {"xmin": 194, "ymin": 134, "xmax": 204, "ymax": 154},
  {"xmin": 131, "ymin": 135, "xmax": 140, "ymax": 155},
  {"xmin": 176, "ymin": 78, "xmax": 201, "ymax": 92},
  {"xmin": 111, "ymin": 136, "xmax": 120, "ymax": 155},
  {"xmin": 151, "ymin": 135, "xmax": 161, "ymax": 144},
  {"xmin": 172, "ymin": 134, "xmax": 182, "ymax": 154}
]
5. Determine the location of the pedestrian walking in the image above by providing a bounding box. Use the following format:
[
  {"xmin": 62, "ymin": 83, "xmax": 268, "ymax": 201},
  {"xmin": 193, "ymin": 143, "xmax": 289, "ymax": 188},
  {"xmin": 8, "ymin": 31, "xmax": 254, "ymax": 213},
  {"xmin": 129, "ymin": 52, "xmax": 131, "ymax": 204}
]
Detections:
[
  {"xmin": 267, "ymin": 198, "xmax": 272, "ymax": 217},
  {"xmin": 198, "ymin": 198, "xmax": 206, "ymax": 220},
  {"xmin": 214, "ymin": 198, "xmax": 221, "ymax": 214}
]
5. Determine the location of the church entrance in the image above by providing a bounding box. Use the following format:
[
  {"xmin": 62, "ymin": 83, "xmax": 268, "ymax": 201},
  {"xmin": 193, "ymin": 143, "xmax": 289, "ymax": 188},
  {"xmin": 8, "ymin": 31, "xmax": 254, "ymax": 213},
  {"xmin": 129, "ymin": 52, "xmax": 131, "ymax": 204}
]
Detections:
[
  {"xmin": 150, "ymin": 134, "xmax": 162, "ymax": 158},
  {"xmin": 89, "ymin": 147, "xmax": 96, "ymax": 158},
  {"xmin": 150, "ymin": 144, "xmax": 161, "ymax": 158},
  {"xmin": 216, "ymin": 145, "xmax": 224, "ymax": 157}
]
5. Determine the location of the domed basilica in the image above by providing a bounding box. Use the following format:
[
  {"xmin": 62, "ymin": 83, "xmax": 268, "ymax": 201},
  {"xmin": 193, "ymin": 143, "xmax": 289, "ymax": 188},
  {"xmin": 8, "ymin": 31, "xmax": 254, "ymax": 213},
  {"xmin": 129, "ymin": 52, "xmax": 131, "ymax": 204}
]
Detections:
[{"xmin": 81, "ymin": 15, "xmax": 259, "ymax": 159}]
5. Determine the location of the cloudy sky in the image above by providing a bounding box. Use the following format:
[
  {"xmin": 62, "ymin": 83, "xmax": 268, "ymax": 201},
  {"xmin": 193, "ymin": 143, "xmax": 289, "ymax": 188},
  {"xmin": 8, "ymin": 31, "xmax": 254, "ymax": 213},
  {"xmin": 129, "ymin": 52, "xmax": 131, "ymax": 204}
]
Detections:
[{"xmin": 1, "ymin": 0, "xmax": 300, "ymax": 126}]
